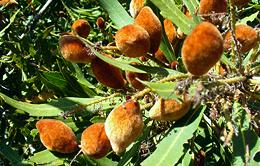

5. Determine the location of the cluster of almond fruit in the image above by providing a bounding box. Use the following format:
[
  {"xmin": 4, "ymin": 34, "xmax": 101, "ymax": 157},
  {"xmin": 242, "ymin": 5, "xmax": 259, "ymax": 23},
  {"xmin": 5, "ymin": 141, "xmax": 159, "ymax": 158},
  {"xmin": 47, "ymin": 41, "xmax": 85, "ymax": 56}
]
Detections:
[
  {"xmin": 36, "ymin": 99, "xmax": 143, "ymax": 158},
  {"xmin": 39, "ymin": 0, "xmax": 259, "ymax": 161}
]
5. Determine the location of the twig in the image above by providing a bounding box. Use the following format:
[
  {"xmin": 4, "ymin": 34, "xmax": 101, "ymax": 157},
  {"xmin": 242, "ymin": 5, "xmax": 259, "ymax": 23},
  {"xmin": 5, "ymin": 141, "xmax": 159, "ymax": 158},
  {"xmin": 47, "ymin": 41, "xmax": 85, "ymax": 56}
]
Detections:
[
  {"xmin": 101, "ymin": 46, "xmax": 168, "ymax": 68},
  {"xmin": 64, "ymin": 93, "xmax": 121, "ymax": 116},
  {"xmin": 228, "ymin": 0, "xmax": 243, "ymax": 74},
  {"xmin": 144, "ymin": 53, "xmax": 169, "ymax": 68},
  {"xmin": 131, "ymin": 73, "xmax": 189, "ymax": 100}
]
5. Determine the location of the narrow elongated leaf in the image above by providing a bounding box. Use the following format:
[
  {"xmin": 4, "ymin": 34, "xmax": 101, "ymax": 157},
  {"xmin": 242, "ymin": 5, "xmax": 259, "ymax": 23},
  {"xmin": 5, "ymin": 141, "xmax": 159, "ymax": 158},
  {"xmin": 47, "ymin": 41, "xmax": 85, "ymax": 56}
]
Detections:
[
  {"xmin": 159, "ymin": 29, "xmax": 175, "ymax": 62},
  {"xmin": 29, "ymin": 150, "xmax": 63, "ymax": 164},
  {"xmin": 0, "ymin": 92, "xmax": 121, "ymax": 117},
  {"xmin": 0, "ymin": 142, "xmax": 22, "ymax": 166},
  {"xmin": 142, "ymin": 106, "xmax": 206, "ymax": 166},
  {"xmin": 221, "ymin": 54, "xmax": 236, "ymax": 69},
  {"xmin": 238, "ymin": 11, "xmax": 259, "ymax": 24},
  {"xmin": 0, "ymin": 10, "xmax": 20, "ymax": 38},
  {"xmin": 95, "ymin": 157, "xmax": 118, "ymax": 166},
  {"xmin": 87, "ymin": 43, "xmax": 183, "ymax": 76},
  {"xmin": 99, "ymin": 0, "xmax": 133, "ymax": 29},
  {"xmin": 183, "ymin": 0, "xmax": 201, "ymax": 23},
  {"xmin": 140, "ymin": 81, "xmax": 180, "ymax": 100},
  {"xmin": 150, "ymin": 0, "xmax": 196, "ymax": 34}
]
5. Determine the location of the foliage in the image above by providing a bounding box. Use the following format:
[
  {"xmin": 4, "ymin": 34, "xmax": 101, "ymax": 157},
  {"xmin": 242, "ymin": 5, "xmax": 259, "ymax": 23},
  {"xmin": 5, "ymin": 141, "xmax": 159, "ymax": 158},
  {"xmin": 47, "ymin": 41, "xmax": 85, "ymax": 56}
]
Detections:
[{"xmin": 0, "ymin": 0, "xmax": 259, "ymax": 165}]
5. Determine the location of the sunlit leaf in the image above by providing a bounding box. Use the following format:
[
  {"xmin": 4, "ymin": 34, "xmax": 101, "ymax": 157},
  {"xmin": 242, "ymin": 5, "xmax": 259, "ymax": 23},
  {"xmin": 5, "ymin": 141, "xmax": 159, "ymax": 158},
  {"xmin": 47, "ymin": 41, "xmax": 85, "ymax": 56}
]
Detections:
[{"xmin": 142, "ymin": 106, "xmax": 206, "ymax": 166}]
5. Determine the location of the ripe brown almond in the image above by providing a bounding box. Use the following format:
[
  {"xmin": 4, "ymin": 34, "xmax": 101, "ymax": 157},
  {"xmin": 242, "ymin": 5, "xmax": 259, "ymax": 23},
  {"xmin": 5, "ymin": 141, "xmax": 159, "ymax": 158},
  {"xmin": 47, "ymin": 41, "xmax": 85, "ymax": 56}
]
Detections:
[
  {"xmin": 129, "ymin": 0, "xmax": 145, "ymax": 18},
  {"xmin": 224, "ymin": 24, "xmax": 258, "ymax": 53},
  {"xmin": 164, "ymin": 19, "xmax": 177, "ymax": 44},
  {"xmin": 125, "ymin": 62, "xmax": 149, "ymax": 90},
  {"xmin": 154, "ymin": 19, "xmax": 176, "ymax": 63},
  {"xmin": 115, "ymin": 24, "xmax": 150, "ymax": 58},
  {"xmin": 71, "ymin": 19, "xmax": 90, "ymax": 38},
  {"xmin": 135, "ymin": 6, "xmax": 162, "ymax": 53},
  {"xmin": 105, "ymin": 100, "xmax": 143, "ymax": 154},
  {"xmin": 59, "ymin": 35, "xmax": 95, "ymax": 63},
  {"xmin": 0, "ymin": 0, "xmax": 17, "ymax": 6},
  {"xmin": 155, "ymin": 49, "xmax": 168, "ymax": 63},
  {"xmin": 234, "ymin": 0, "xmax": 250, "ymax": 7},
  {"xmin": 96, "ymin": 17, "xmax": 105, "ymax": 30},
  {"xmin": 91, "ymin": 54, "xmax": 125, "ymax": 89},
  {"xmin": 149, "ymin": 95, "xmax": 192, "ymax": 121},
  {"xmin": 81, "ymin": 123, "xmax": 111, "ymax": 159},
  {"xmin": 36, "ymin": 119, "xmax": 78, "ymax": 153},
  {"xmin": 199, "ymin": 0, "xmax": 227, "ymax": 24},
  {"xmin": 181, "ymin": 22, "xmax": 223, "ymax": 76}
]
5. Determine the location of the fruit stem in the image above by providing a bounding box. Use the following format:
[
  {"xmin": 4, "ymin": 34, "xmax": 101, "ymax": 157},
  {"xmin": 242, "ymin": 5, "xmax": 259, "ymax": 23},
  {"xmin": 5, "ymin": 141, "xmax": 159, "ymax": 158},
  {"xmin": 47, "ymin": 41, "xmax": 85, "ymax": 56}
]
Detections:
[
  {"xmin": 144, "ymin": 53, "xmax": 169, "ymax": 68},
  {"xmin": 101, "ymin": 46, "xmax": 169, "ymax": 68},
  {"xmin": 64, "ymin": 93, "xmax": 121, "ymax": 116},
  {"xmin": 131, "ymin": 73, "xmax": 189, "ymax": 100},
  {"xmin": 228, "ymin": 0, "xmax": 243, "ymax": 74},
  {"xmin": 217, "ymin": 76, "xmax": 246, "ymax": 84},
  {"xmin": 101, "ymin": 46, "xmax": 118, "ymax": 50}
]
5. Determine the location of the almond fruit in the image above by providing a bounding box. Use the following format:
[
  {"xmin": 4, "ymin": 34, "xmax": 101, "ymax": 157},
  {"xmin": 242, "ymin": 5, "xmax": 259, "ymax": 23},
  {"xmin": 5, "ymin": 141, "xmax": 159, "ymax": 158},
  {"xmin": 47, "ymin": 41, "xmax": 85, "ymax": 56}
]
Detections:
[
  {"xmin": 135, "ymin": 6, "xmax": 162, "ymax": 53},
  {"xmin": 36, "ymin": 119, "xmax": 78, "ymax": 153},
  {"xmin": 181, "ymin": 22, "xmax": 223, "ymax": 76},
  {"xmin": 115, "ymin": 24, "xmax": 150, "ymax": 58},
  {"xmin": 59, "ymin": 35, "xmax": 95, "ymax": 63},
  {"xmin": 105, "ymin": 100, "xmax": 143, "ymax": 154},
  {"xmin": 224, "ymin": 24, "xmax": 258, "ymax": 53},
  {"xmin": 81, "ymin": 123, "xmax": 111, "ymax": 159},
  {"xmin": 71, "ymin": 19, "xmax": 91, "ymax": 38},
  {"xmin": 91, "ymin": 54, "xmax": 125, "ymax": 89}
]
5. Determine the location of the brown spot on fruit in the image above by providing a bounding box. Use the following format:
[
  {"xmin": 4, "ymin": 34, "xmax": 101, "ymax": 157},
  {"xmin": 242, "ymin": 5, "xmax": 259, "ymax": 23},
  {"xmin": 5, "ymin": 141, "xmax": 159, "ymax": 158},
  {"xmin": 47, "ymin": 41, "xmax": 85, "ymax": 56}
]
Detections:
[
  {"xmin": 36, "ymin": 119, "xmax": 78, "ymax": 153},
  {"xmin": 91, "ymin": 54, "xmax": 125, "ymax": 89},
  {"xmin": 129, "ymin": 0, "xmax": 145, "ymax": 18},
  {"xmin": 115, "ymin": 24, "xmax": 150, "ymax": 58},
  {"xmin": 59, "ymin": 35, "xmax": 95, "ymax": 63},
  {"xmin": 126, "ymin": 62, "xmax": 149, "ymax": 90},
  {"xmin": 71, "ymin": 19, "xmax": 91, "ymax": 38},
  {"xmin": 149, "ymin": 94, "xmax": 192, "ymax": 121},
  {"xmin": 81, "ymin": 123, "xmax": 111, "ymax": 159},
  {"xmin": 199, "ymin": 0, "xmax": 227, "ymax": 24},
  {"xmin": 105, "ymin": 100, "xmax": 143, "ymax": 154},
  {"xmin": 181, "ymin": 22, "xmax": 223, "ymax": 76},
  {"xmin": 224, "ymin": 24, "xmax": 258, "ymax": 53},
  {"xmin": 135, "ymin": 6, "xmax": 162, "ymax": 54}
]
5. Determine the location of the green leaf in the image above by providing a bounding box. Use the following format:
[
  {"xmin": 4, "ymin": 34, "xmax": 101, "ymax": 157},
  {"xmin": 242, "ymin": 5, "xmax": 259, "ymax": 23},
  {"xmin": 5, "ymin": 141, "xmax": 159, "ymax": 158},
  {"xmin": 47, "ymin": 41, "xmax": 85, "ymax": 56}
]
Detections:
[
  {"xmin": 150, "ymin": 0, "xmax": 196, "ymax": 34},
  {"xmin": 159, "ymin": 29, "xmax": 176, "ymax": 62},
  {"xmin": 183, "ymin": 0, "xmax": 201, "ymax": 23},
  {"xmin": 29, "ymin": 150, "xmax": 63, "ymax": 165},
  {"xmin": 95, "ymin": 157, "xmax": 118, "ymax": 166},
  {"xmin": 238, "ymin": 11, "xmax": 259, "ymax": 24},
  {"xmin": 86, "ymin": 43, "xmax": 183, "ymax": 76},
  {"xmin": 99, "ymin": 0, "xmax": 134, "ymax": 29},
  {"xmin": 0, "ymin": 92, "xmax": 121, "ymax": 117},
  {"xmin": 233, "ymin": 129, "xmax": 259, "ymax": 166},
  {"xmin": 0, "ymin": 10, "xmax": 20, "ymax": 38},
  {"xmin": 221, "ymin": 54, "xmax": 236, "ymax": 69},
  {"xmin": 232, "ymin": 101, "xmax": 250, "ymax": 131},
  {"xmin": 142, "ymin": 106, "xmax": 206, "ymax": 166},
  {"xmin": 0, "ymin": 142, "xmax": 23, "ymax": 166},
  {"xmin": 140, "ymin": 81, "xmax": 180, "ymax": 100}
]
